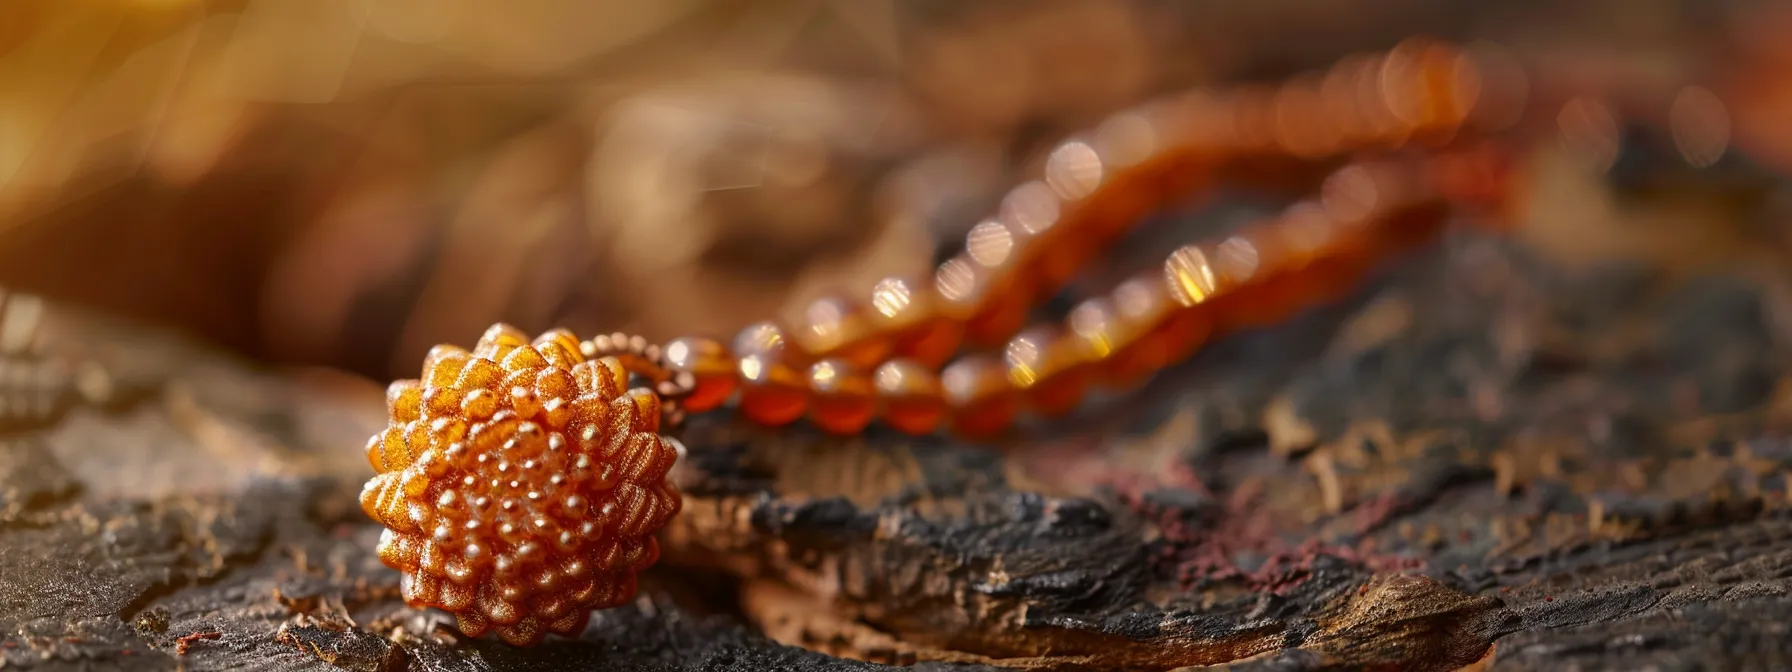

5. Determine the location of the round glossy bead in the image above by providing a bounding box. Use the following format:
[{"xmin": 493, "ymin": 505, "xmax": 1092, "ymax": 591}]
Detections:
[
  {"xmin": 1165, "ymin": 245, "xmax": 1224, "ymax": 308},
  {"xmin": 870, "ymin": 277, "xmax": 963, "ymax": 368},
  {"xmin": 873, "ymin": 359, "xmax": 945, "ymax": 436},
  {"xmin": 1260, "ymin": 202, "xmax": 1340, "ymax": 273},
  {"xmin": 868, "ymin": 277, "xmax": 931, "ymax": 331},
  {"xmin": 1105, "ymin": 277, "xmax": 1209, "ymax": 387},
  {"xmin": 806, "ymin": 359, "xmax": 876, "ymax": 435},
  {"xmin": 662, "ymin": 337, "xmax": 737, "ymax": 413},
  {"xmin": 1211, "ymin": 265, "xmax": 1310, "ymax": 329},
  {"xmin": 963, "ymin": 299, "xmax": 1034, "ymax": 350},
  {"xmin": 959, "ymin": 214, "xmax": 1041, "ymax": 347},
  {"xmin": 1378, "ymin": 39, "xmax": 1475, "ymax": 133},
  {"xmin": 1086, "ymin": 112, "xmax": 1184, "ymax": 230},
  {"xmin": 1044, "ymin": 140, "xmax": 1106, "ymax": 202},
  {"xmin": 1140, "ymin": 310, "xmax": 1215, "ymax": 378},
  {"xmin": 1027, "ymin": 209, "xmax": 1123, "ymax": 292},
  {"xmin": 733, "ymin": 321, "xmax": 790, "ymax": 361},
  {"xmin": 736, "ymin": 353, "xmax": 808, "ymax": 427},
  {"xmin": 792, "ymin": 297, "xmax": 890, "ymax": 370},
  {"xmin": 1003, "ymin": 326, "xmax": 1092, "ymax": 417},
  {"xmin": 941, "ymin": 355, "xmax": 1018, "ymax": 439},
  {"xmin": 1067, "ymin": 299, "xmax": 1122, "ymax": 365},
  {"xmin": 891, "ymin": 319, "xmax": 964, "ymax": 369},
  {"xmin": 989, "ymin": 182, "xmax": 1064, "ymax": 284},
  {"xmin": 999, "ymin": 181, "xmax": 1063, "ymax": 237},
  {"xmin": 936, "ymin": 256, "xmax": 1033, "ymax": 349},
  {"xmin": 1227, "ymin": 87, "xmax": 1281, "ymax": 154}
]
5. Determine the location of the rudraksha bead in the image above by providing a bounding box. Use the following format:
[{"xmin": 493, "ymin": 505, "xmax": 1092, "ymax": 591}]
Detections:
[{"xmin": 361, "ymin": 324, "xmax": 682, "ymax": 646}]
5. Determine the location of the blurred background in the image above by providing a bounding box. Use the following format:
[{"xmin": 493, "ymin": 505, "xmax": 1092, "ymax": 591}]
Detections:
[{"xmin": 2, "ymin": 0, "xmax": 1790, "ymax": 381}]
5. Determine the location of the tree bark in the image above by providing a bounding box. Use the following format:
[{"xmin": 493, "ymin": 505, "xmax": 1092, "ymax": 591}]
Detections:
[{"xmin": 4, "ymin": 224, "xmax": 1792, "ymax": 671}]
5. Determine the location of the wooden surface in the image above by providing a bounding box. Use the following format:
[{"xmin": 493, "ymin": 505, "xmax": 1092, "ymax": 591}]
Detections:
[{"xmin": 6, "ymin": 202, "xmax": 1792, "ymax": 671}]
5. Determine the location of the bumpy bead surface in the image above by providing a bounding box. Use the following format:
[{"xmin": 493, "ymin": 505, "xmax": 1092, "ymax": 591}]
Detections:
[{"xmin": 361, "ymin": 324, "xmax": 683, "ymax": 646}]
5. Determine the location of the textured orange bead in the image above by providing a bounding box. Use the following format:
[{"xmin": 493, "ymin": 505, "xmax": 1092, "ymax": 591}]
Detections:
[
  {"xmin": 361, "ymin": 324, "xmax": 682, "ymax": 646},
  {"xmin": 736, "ymin": 353, "xmax": 808, "ymax": 427},
  {"xmin": 873, "ymin": 359, "xmax": 945, "ymax": 435},
  {"xmin": 941, "ymin": 356, "xmax": 1018, "ymax": 439},
  {"xmin": 662, "ymin": 337, "xmax": 737, "ymax": 413},
  {"xmin": 806, "ymin": 359, "xmax": 876, "ymax": 435}
]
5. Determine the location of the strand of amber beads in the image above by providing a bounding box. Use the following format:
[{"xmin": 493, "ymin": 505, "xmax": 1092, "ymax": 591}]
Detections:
[
  {"xmin": 662, "ymin": 151, "xmax": 1473, "ymax": 441},
  {"xmin": 361, "ymin": 324, "xmax": 683, "ymax": 646},
  {"xmin": 367, "ymin": 37, "xmax": 1528, "ymax": 646},
  {"xmin": 660, "ymin": 39, "xmax": 1512, "ymax": 440},
  {"xmin": 771, "ymin": 36, "xmax": 1496, "ymax": 379}
]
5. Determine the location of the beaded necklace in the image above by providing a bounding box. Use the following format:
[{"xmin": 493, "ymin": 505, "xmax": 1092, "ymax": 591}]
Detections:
[{"xmin": 357, "ymin": 38, "xmax": 1627, "ymax": 645}]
